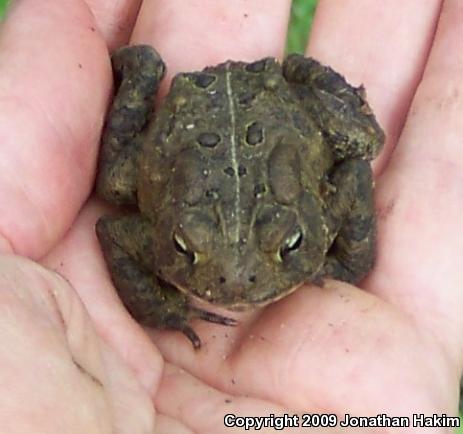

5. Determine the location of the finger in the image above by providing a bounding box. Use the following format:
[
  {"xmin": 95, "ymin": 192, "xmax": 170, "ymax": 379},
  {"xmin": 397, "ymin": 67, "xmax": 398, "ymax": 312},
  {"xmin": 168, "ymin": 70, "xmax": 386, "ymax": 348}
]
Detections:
[
  {"xmin": 366, "ymin": 0, "xmax": 463, "ymax": 366},
  {"xmin": 41, "ymin": 199, "xmax": 164, "ymax": 396},
  {"xmin": 307, "ymin": 0, "xmax": 441, "ymax": 174},
  {"xmin": 83, "ymin": 0, "xmax": 142, "ymax": 49},
  {"xmin": 131, "ymin": 0, "xmax": 291, "ymax": 81},
  {"xmin": 0, "ymin": 0, "xmax": 110, "ymax": 257},
  {"xmin": 0, "ymin": 255, "xmax": 155, "ymax": 433}
]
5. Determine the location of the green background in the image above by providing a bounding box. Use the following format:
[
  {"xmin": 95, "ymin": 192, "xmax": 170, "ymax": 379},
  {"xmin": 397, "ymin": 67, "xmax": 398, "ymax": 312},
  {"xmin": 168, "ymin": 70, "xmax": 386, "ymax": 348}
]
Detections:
[
  {"xmin": 0, "ymin": 0, "xmax": 7, "ymax": 17},
  {"xmin": 286, "ymin": 0, "xmax": 317, "ymax": 53},
  {"xmin": 0, "ymin": 0, "xmax": 460, "ymax": 430}
]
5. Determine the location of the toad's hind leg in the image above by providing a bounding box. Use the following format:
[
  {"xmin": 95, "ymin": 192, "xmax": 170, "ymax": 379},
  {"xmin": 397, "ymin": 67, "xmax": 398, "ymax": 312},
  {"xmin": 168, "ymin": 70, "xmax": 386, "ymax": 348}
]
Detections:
[
  {"xmin": 96, "ymin": 214, "xmax": 236, "ymax": 349},
  {"xmin": 283, "ymin": 54, "xmax": 384, "ymax": 161},
  {"xmin": 323, "ymin": 159, "xmax": 376, "ymax": 284},
  {"xmin": 96, "ymin": 46, "xmax": 166, "ymax": 205}
]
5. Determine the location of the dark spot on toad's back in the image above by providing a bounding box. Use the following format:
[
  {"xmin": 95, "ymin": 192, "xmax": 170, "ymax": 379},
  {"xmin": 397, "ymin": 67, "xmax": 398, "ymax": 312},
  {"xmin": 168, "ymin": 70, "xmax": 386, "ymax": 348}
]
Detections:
[
  {"xmin": 246, "ymin": 122, "xmax": 263, "ymax": 145},
  {"xmin": 198, "ymin": 132, "xmax": 220, "ymax": 148},
  {"xmin": 245, "ymin": 59, "xmax": 267, "ymax": 73},
  {"xmin": 239, "ymin": 91, "xmax": 256, "ymax": 106},
  {"xmin": 192, "ymin": 73, "xmax": 216, "ymax": 88},
  {"xmin": 254, "ymin": 184, "xmax": 266, "ymax": 197}
]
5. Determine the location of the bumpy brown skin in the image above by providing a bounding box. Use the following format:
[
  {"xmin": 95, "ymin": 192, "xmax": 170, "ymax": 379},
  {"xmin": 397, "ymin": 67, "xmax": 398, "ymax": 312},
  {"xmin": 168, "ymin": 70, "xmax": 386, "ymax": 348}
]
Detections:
[{"xmin": 96, "ymin": 45, "xmax": 384, "ymax": 348}]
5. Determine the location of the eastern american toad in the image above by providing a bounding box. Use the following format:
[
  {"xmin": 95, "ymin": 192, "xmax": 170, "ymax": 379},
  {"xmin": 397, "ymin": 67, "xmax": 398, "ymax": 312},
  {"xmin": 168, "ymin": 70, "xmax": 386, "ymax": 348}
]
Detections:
[{"xmin": 96, "ymin": 45, "xmax": 384, "ymax": 348}]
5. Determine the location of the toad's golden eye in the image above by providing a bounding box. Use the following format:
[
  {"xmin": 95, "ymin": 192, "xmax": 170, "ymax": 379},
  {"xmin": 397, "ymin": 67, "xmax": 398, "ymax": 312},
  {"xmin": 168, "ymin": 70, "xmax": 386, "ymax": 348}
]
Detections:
[
  {"xmin": 173, "ymin": 233, "xmax": 197, "ymax": 264},
  {"xmin": 278, "ymin": 227, "xmax": 303, "ymax": 261}
]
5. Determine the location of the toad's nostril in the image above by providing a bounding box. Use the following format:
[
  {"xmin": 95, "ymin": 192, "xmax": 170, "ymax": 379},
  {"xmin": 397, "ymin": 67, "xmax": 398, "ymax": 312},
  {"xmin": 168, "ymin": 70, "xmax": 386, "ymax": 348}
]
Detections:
[
  {"xmin": 219, "ymin": 276, "xmax": 226, "ymax": 284},
  {"xmin": 248, "ymin": 274, "xmax": 256, "ymax": 283}
]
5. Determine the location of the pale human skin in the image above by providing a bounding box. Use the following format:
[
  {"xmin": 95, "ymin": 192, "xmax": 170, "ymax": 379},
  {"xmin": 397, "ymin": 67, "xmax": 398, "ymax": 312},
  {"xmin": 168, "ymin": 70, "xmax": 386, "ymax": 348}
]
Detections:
[{"xmin": 0, "ymin": 0, "xmax": 461, "ymax": 432}]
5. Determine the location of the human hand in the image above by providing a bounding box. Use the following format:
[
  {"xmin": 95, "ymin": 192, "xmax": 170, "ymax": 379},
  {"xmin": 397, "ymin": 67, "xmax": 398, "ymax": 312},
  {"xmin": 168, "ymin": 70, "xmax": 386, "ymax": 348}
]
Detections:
[{"xmin": 0, "ymin": 1, "xmax": 461, "ymax": 433}]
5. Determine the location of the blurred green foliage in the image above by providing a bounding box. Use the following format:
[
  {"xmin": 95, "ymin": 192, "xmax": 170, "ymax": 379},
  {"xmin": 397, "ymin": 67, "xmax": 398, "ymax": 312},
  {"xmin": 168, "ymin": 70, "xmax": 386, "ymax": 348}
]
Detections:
[
  {"xmin": 286, "ymin": 0, "xmax": 318, "ymax": 53},
  {"xmin": 0, "ymin": 0, "xmax": 8, "ymax": 17}
]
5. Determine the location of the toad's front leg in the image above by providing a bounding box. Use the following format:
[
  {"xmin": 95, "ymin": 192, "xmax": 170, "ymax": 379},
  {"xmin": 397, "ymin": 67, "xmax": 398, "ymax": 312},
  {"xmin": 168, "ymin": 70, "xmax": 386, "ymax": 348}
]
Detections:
[
  {"xmin": 96, "ymin": 45, "xmax": 165, "ymax": 206},
  {"xmin": 323, "ymin": 159, "xmax": 376, "ymax": 283},
  {"xmin": 96, "ymin": 214, "xmax": 236, "ymax": 349}
]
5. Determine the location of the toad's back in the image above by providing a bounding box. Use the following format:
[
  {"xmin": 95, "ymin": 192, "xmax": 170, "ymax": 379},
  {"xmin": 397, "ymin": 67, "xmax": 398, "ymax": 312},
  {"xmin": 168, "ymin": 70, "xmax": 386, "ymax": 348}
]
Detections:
[{"xmin": 139, "ymin": 58, "xmax": 331, "ymax": 243}]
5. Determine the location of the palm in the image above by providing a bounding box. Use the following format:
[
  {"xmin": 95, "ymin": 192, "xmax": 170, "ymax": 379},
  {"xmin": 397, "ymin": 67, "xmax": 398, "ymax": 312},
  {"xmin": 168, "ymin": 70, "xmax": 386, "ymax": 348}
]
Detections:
[{"xmin": 0, "ymin": 0, "xmax": 461, "ymax": 432}]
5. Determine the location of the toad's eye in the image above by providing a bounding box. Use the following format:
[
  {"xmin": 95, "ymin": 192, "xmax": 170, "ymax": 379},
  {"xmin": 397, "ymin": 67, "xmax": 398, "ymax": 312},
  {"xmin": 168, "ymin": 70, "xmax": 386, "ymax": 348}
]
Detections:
[
  {"xmin": 173, "ymin": 233, "xmax": 197, "ymax": 264},
  {"xmin": 278, "ymin": 228, "xmax": 303, "ymax": 261}
]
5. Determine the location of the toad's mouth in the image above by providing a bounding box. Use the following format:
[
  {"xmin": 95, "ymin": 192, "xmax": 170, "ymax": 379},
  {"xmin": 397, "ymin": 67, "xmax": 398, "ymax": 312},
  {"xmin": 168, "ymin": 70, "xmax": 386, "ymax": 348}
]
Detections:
[{"xmin": 173, "ymin": 281, "xmax": 306, "ymax": 312}]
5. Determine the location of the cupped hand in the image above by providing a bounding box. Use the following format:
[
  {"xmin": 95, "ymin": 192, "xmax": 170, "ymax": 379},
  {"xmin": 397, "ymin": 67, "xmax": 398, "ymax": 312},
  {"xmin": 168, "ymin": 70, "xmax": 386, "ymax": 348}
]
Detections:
[{"xmin": 0, "ymin": 1, "xmax": 462, "ymax": 433}]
